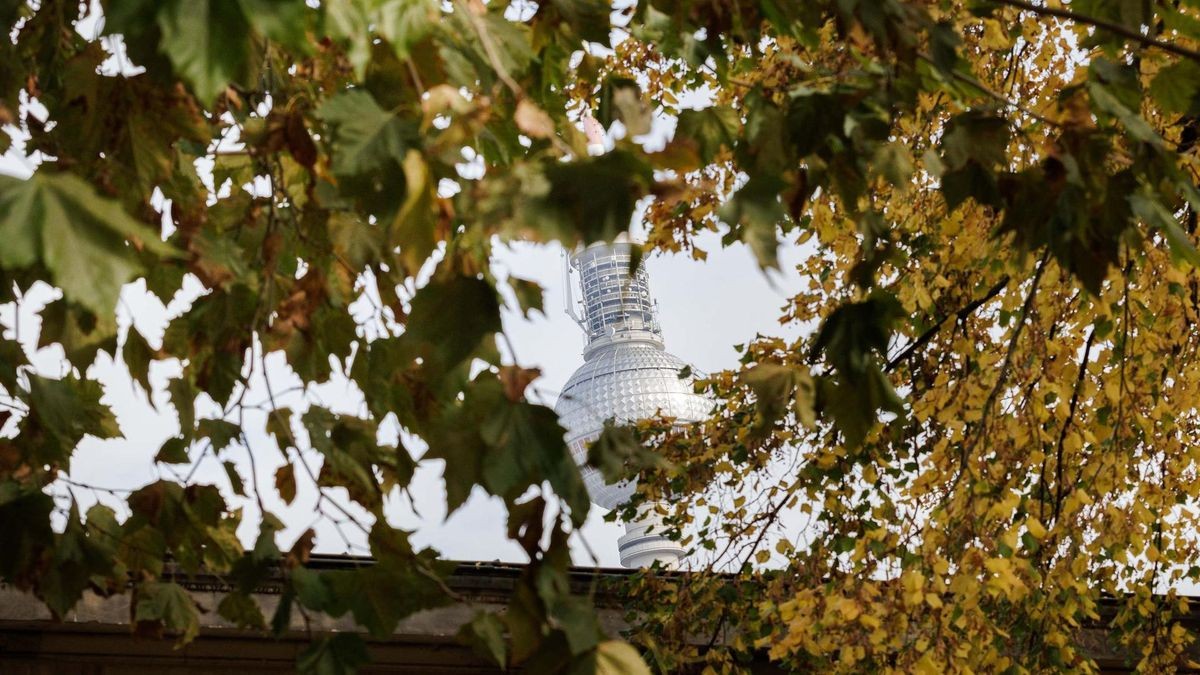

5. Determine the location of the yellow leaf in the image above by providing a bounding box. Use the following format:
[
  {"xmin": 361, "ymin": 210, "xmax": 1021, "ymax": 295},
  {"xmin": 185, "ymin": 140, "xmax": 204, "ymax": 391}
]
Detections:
[
  {"xmin": 593, "ymin": 641, "xmax": 651, "ymax": 675},
  {"xmin": 515, "ymin": 99, "xmax": 556, "ymax": 139},
  {"xmin": 1026, "ymin": 517, "xmax": 1047, "ymax": 540}
]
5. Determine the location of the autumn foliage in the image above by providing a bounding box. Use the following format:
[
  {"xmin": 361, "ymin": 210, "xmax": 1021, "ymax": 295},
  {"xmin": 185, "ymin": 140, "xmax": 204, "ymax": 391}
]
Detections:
[{"xmin": 3, "ymin": 0, "xmax": 1200, "ymax": 672}]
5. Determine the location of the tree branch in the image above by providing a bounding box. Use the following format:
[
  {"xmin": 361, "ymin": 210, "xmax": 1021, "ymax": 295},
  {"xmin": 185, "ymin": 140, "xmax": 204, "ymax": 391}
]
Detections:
[
  {"xmin": 988, "ymin": 0, "xmax": 1200, "ymax": 63},
  {"xmin": 1052, "ymin": 325, "xmax": 1095, "ymax": 524},
  {"xmin": 955, "ymin": 252, "xmax": 1050, "ymax": 486},
  {"xmin": 887, "ymin": 276, "xmax": 1010, "ymax": 372}
]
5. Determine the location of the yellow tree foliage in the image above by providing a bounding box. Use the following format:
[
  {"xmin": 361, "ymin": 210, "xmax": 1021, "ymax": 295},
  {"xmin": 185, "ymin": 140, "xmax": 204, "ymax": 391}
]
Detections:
[{"xmin": 611, "ymin": 1, "xmax": 1200, "ymax": 673}]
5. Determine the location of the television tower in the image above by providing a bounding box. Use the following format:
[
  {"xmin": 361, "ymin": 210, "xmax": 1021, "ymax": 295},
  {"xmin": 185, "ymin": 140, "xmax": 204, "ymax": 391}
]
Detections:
[{"xmin": 554, "ymin": 117, "xmax": 709, "ymax": 568}]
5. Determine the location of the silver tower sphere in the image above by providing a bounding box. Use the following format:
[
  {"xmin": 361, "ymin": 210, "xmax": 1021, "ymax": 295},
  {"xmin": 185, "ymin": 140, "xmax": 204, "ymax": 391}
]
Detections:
[{"xmin": 555, "ymin": 241, "xmax": 709, "ymax": 568}]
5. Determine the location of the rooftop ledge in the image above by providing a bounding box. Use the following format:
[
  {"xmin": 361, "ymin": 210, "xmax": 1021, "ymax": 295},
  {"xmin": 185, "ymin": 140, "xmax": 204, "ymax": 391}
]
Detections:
[{"xmin": 0, "ymin": 556, "xmax": 1196, "ymax": 673}]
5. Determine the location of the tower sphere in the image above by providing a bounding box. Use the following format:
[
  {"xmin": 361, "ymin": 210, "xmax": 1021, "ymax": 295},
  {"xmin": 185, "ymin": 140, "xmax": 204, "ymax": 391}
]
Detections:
[{"xmin": 555, "ymin": 241, "xmax": 709, "ymax": 565}]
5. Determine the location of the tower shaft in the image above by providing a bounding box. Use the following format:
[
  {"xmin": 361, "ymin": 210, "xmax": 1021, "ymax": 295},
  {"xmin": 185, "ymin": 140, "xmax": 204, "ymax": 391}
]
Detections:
[{"xmin": 572, "ymin": 243, "xmax": 662, "ymax": 358}]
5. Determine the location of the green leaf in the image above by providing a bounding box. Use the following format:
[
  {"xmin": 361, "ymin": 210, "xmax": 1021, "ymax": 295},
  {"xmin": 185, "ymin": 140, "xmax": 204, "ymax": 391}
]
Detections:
[
  {"xmin": 587, "ymin": 422, "xmax": 671, "ymax": 484},
  {"xmin": 155, "ymin": 436, "xmax": 191, "ymax": 464},
  {"xmin": 675, "ymin": 106, "xmax": 740, "ymax": 163},
  {"xmin": 929, "ymin": 21, "xmax": 961, "ymax": 76},
  {"xmin": 318, "ymin": 90, "xmax": 415, "ymax": 218},
  {"xmin": 1131, "ymin": 192, "xmax": 1200, "ymax": 267},
  {"xmin": 285, "ymin": 303, "xmax": 358, "ymax": 384},
  {"xmin": 421, "ymin": 404, "xmax": 489, "ymax": 513},
  {"xmin": 302, "ymin": 408, "xmax": 413, "ymax": 509},
  {"xmin": 1163, "ymin": 4, "xmax": 1200, "ymax": 38},
  {"xmin": 329, "ymin": 212, "xmax": 382, "ymax": 270},
  {"xmin": 168, "ymin": 376, "xmax": 197, "ymax": 434},
  {"xmin": 41, "ymin": 502, "xmax": 120, "ymax": 619},
  {"xmin": 307, "ymin": 529, "xmax": 452, "ymax": 637},
  {"xmin": 122, "ymin": 326, "xmax": 156, "ymax": 396},
  {"xmin": 118, "ymin": 525, "xmax": 167, "ymax": 578},
  {"xmin": 135, "ymin": 580, "xmax": 202, "ymax": 645},
  {"xmin": 297, "ymin": 633, "xmax": 369, "ymax": 675},
  {"xmin": 322, "ymin": 0, "xmax": 372, "ymax": 77},
  {"xmin": 238, "ymin": 0, "xmax": 310, "ymax": 51},
  {"xmin": 549, "ymin": 594, "xmax": 602, "ymax": 655},
  {"xmin": 818, "ymin": 370, "xmax": 903, "ymax": 449},
  {"xmin": 740, "ymin": 363, "xmax": 815, "ymax": 432},
  {"xmin": 549, "ymin": 0, "xmax": 612, "ymax": 45},
  {"xmin": 457, "ymin": 611, "xmax": 508, "ymax": 667},
  {"xmin": 445, "ymin": 8, "xmax": 534, "ymax": 87},
  {"xmin": 198, "ymin": 418, "xmax": 241, "ymax": 455},
  {"xmin": 217, "ymin": 590, "xmax": 266, "ymax": 630},
  {"xmin": 785, "ymin": 91, "xmax": 846, "ymax": 158},
  {"xmin": 873, "ymin": 141, "xmax": 914, "ymax": 189},
  {"xmin": 377, "ymin": 0, "xmax": 439, "ymax": 59},
  {"xmin": 55, "ymin": 54, "xmax": 211, "ymax": 197},
  {"xmin": 813, "ymin": 293, "xmax": 905, "ymax": 447},
  {"xmin": 37, "ymin": 298, "xmax": 118, "ymax": 368},
  {"xmin": 814, "ymin": 292, "xmax": 902, "ymax": 378},
  {"xmin": 102, "ymin": 0, "xmax": 179, "ymax": 82},
  {"xmin": 271, "ymin": 588, "xmax": 296, "ymax": 636},
  {"xmin": 254, "ymin": 514, "xmax": 284, "ymax": 561},
  {"xmin": 0, "ymin": 172, "xmax": 173, "ymax": 316},
  {"xmin": 267, "ymin": 407, "xmax": 295, "ymax": 452},
  {"xmin": 0, "ymin": 483, "xmax": 55, "ymax": 582},
  {"xmin": 521, "ymin": 150, "xmax": 654, "ymax": 245},
  {"xmin": 0, "ymin": 338, "xmax": 24, "ymax": 393},
  {"xmin": 719, "ymin": 173, "xmax": 787, "ymax": 268},
  {"xmin": 941, "ymin": 111, "xmax": 1010, "ymax": 171},
  {"xmin": 504, "ymin": 581, "xmax": 550, "ymax": 664},
  {"xmin": 25, "ymin": 375, "xmax": 121, "ymax": 468},
  {"xmin": 222, "ymin": 460, "xmax": 246, "ymax": 497},
  {"xmin": 390, "ymin": 150, "xmax": 438, "ymax": 276},
  {"xmin": 507, "ymin": 277, "xmax": 545, "ymax": 318},
  {"xmin": 482, "ymin": 399, "xmax": 590, "ymax": 526},
  {"xmin": 1088, "ymin": 78, "xmax": 1165, "ymax": 149},
  {"xmin": 304, "ymin": 412, "xmax": 381, "ymax": 506},
  {"xmin": 291, "ymin": 566, "xmax": 334, "ymax": 611},
  {"xmin": 157, "ymin": 0, "xmax": 251, "ymax": 103},
  {"xmin": 403, "ymin": 275, "xmax": 502, "ymax": 373},
  {"xmin": 1150, "ymin": 60, "xmax": 1200, "ymax": 115},
  {"xmin": 598, "ymin": 77, "xmax": 652, "ymax": 137},
  {"xmin": 0, "ymin": 2, "xmax": 26, "ymax": 34}
]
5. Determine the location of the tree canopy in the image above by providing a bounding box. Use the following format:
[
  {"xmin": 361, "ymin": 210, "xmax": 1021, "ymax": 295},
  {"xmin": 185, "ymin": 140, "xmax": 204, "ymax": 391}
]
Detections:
[{"xmin": 3, "ymin": 0, "xmax": 1200, "ymax": 672}]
